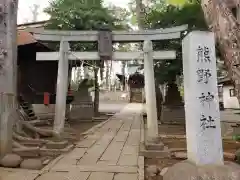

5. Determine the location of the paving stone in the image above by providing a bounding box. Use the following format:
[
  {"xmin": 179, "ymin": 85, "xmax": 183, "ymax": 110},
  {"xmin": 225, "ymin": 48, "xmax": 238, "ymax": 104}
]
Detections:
[
  {"xmin": 45, "ymin": 104, "xmax": 143, "ymax": 180},
  {"xmin": 88, "ymin": 172, "xmax": 114, "ymax": 180},
  {"xmin": 51, "ymin": 164, "xmax": 138, "ymax": 173},
  {"xmin": 78, "ymin": 144, "xmax": 109, "ymax": 165},
  {"xmin": 131, "ymin": 120, "xmax": 141, "ymax": 129},
  {"xmin": 20, "ymin": 159, "xmax": 43, "ymax": 170},
  {"xmin": 68, "ymin": 148, "xmax": 87, "ymax": 158},
  {"xmin": 95, "ymin": 133, "xmax": 115, "ymax": 145},
  {"xmin": 68, "ymin": 171, "xmax": 91, "ymax": 180},
  {"xmin": 126, "ymin": 137, "xmax": 140, "ymax": 146},
  {"xmin": 37, "ymin": 171, "xmax": 90, "ymax": 180},
  {"xmin": 122, "ymin": 145, "xmax": 138, "ymax": 155},
  {"xmin": 3, "ymin": 172, "xmax": 39, "ymax": 180},
  {"xmin": 113, "ymin": 131, "xmax": 129, "ymax": 142},
  {"xmin": 118, "ymin": 154, "xmax": 138, "ymax": 166},
  {"xmin": 114, "ymin": 173, "xmax": 138, "ymax": 180},
  {"xmin": 76, "ymin": 139, "xmax": 97, "ymax": 148},
  {"xmin": 126, "ymin": 130, "xmax": 141, "ymax": 146},
  {"xmin": 56, "ymin": 157, "xmax": 78, "ymax": 166},
  {"xmin": 86, "ymin": 133, "xmax": 103, "ymax": 140},
  {"xmin": 120, "ymin": 122, "xmax": 132, "ymax": 131},
  {"xmin": 96, "ymin": 160, "xmax": 117, "ymax": 166},
  {"xmin": 100, "ymin": 142, "xmax": 125, "ymax": 161}
]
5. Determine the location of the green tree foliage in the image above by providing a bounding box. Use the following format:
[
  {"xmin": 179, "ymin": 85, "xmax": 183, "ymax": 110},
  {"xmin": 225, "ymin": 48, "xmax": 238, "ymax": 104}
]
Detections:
[
  {"xmin": 44, "ymin": 0, "xmax": 128, "ymax": 51},
  {"xmin": 144, "ymin": 0, "xmax": 208, "ymax": 84},
  {"xmin": 44, "ymin": 0, "xmax": 130, "ymax": 115}
]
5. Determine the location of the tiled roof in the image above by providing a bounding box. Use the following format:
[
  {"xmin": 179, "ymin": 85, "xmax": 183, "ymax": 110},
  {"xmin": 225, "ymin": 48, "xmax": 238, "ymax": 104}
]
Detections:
[{"xmin": 17, "ymin": 30, "xmax": 37, "ymax": 46}]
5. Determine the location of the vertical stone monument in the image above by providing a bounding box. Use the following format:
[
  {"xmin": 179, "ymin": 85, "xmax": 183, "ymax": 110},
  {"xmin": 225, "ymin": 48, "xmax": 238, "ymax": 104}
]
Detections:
[
  {"xmin": 163, "ymin": 31, "xmax": 240, "ymax": 180},
  {"xmin": 183, "ymin": 31, "xmax": 223, "ymax": 165}
]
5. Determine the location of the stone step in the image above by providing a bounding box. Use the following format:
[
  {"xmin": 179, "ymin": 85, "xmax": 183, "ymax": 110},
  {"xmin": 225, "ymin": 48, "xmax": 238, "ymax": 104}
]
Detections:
[
  {"xmin": 21, "ymin": 105, "xmax": 29, "ymax": 109},
  {"xmin": 21, "ymin": 102, "xmax": 29, "ymax": 106},
  {"xmin": 29, "ymin": 116, "xmax": 38, "ymax": 120},
  {"xmin": 28, "ymin": 112, "xmax": 35, "ymax": 117}
]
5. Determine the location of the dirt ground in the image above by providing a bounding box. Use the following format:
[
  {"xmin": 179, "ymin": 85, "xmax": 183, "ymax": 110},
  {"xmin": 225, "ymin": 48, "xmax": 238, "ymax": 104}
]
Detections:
[
  {"xmin": 1, "ymin": 112, "xmax": 113, "ymax": 170},
  {"xmin": 65, "ymin": 112, "xmax": 113, "ymax": 142},
  {"xmin": 145, "ymin": 123, "xmax": 240, "ymax": 180}
]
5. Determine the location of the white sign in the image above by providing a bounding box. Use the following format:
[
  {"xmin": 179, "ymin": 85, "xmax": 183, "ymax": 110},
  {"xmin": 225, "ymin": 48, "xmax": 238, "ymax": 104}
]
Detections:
[{"xmin": 182, "ymin": 31, "xmax": 223, "ymax": 165}]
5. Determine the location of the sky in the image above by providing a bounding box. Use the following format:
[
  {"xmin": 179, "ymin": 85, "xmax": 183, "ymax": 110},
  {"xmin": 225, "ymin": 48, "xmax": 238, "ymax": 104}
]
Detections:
[{"xmin": 18, "ymin": 0, "xmax": 130, "ymax": 24}]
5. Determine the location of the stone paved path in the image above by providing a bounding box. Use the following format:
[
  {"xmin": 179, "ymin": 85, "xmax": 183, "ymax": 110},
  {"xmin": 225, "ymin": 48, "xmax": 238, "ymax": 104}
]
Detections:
[{"xmin": 0, "ymin": 103, "xmax": 144, "ymax": 180}]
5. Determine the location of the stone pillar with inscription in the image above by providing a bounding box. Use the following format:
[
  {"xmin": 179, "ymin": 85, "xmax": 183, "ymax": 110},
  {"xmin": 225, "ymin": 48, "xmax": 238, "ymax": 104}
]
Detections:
[
  {"xmin": 163, "ymin": 31, "xmax": 240, "ymax": 180},
  {"xmin": 183, "ymin": 31, "xmax": 223, "ymax": 165}
]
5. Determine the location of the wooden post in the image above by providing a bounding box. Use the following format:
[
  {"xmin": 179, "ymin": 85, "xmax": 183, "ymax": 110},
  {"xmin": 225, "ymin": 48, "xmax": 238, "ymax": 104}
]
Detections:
[
  {"xmin": 0, "ymin": 0, "xmax": 18, "ymax": 157},
  {"xmin": 143, "ymin": 40, "xmax": 158, "ymax": 140},
  {"xmin": 53, "ymin": 40, "xmax": 69, "ymax": 136}
]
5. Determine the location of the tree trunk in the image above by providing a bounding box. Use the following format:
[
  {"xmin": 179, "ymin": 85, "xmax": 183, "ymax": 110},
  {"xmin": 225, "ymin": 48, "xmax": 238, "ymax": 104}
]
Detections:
[
  {"xmin": 135, "ymin": 0, "xmax": 145, "ymax": 30},
  {"xmin": 105, "ymin": 61, "xmax": 109, "ymax": 90},
  {"xmin": 121, "ymin": 61, "xmax": 126, "ymax": 91},
  {"xmin": 94, "ymin": 67, "xmax": 99, "ymax": 116},
  {"xmin": 109, "ymin": 60, "xmax": 113, "ymax": 91},
  {"xmin": 201, "ymin": 0, "xmax": 240, "ymax": 103},
  {"xmin": 155, "ymin": 84, "xmax": 163, "ymax": 120}
]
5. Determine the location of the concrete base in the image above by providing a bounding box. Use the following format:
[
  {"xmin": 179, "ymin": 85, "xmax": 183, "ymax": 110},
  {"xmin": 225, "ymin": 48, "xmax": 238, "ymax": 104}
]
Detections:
[{"xmin": 163, "ymin": 160, "xmax": 240, "ymax": 180}]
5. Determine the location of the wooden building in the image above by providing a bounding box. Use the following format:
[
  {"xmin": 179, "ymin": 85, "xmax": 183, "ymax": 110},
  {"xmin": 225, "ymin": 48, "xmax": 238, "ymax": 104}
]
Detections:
[
  {"xmin": 218, "ymin": 77, "xmax": 240, "ymax": 109},
  {"xmin": 17, "ymin": 30, "xmax": 58, "ymax": 104},
  {"xmin": 17, "ymin": 21, "xmax": 73, "ymax": 118}
]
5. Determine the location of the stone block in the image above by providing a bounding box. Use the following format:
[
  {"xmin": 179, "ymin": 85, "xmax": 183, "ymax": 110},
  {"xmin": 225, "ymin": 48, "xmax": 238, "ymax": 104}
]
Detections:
[
  {"xmin": 114, "ymin": 173, "xmax": 138, "ymax": 180},
  {"xmin": 163, "ymin": 161, "xmax": 240, "ymax": 180},
  {"xmin": 37, "ymin": 172, "xmax": 90, "ymax": 180},
  {"xmin": 122, "ymin": 145, "xmax": 138, "ymax": 155},
  {"xmin": 145, "ymin": 142, "xmax": 164, "ymax": 151},
  {"xmin": 2, "ymin": 172, "xmax": 39, "ymax": 180},
  {"xmin": 51, "ymin": 164, "xmax": 138, "ymax": 173},
  {"xmin": 88, "ymin": 172, "xmax": 114, "ymax": 180},
  {"xmin": 45, "ymin": 141, "xmax": 68, "ymax": 149},
  {"xmin": 139, "ymin": 149, "xmax": 170, "ymax": 158},
  {"xmin": 100, "ymin": 142, "xmax": 124, "ymax": 162},
  {"xmin": 118, "ymin": 154, "xmax": 138, "ymax": 166},
  {"xmin": 0, "ymin": 154, "xmax": 22, "ymax": 168},
  {"xmin": 20, "ymin": 159, "xmax": 43, "ymax": 170},
  {"xmin": 78, "ymin": 144, "xmax": 109, "ymax": 165}
]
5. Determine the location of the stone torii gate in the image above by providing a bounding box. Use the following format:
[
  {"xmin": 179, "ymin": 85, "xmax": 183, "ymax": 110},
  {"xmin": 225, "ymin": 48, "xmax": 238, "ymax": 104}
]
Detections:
[{"xmin": 33, "ymin": 25, "xmax": 188, "ymax": 140}]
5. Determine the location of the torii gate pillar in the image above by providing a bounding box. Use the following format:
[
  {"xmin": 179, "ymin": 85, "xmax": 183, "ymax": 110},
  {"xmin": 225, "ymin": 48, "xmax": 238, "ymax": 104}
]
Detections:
[
  {"xmin": 143, "ymin": 40, "xmax": 158, "ymax": 140},
  {"xmin": 53, "ymin": 40, "xmax": 69, "ymax": 135}
]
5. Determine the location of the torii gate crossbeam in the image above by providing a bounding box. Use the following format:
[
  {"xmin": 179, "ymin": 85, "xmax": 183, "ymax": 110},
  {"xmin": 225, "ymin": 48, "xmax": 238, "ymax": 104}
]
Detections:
[{"xmin": 33, "ymin": 25, "xmax": 188, "ymax": 140}]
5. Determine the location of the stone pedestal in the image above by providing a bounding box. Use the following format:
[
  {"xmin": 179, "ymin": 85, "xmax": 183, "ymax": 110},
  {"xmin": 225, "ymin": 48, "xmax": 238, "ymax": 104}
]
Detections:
[
  {"xmin": 69, "ymin": 88, "xmax": 94, "ymax": 120},
  {"xmin": 163, "ymin": 161, "xmax": 240, "ymax": 180},
  {"xmin": 129, "ymin": 88, "xmax": 144, "ymax": 103},
  {"xmin": 161, "ymin": 105, "xmax": 185, "ymax": 124}
]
